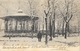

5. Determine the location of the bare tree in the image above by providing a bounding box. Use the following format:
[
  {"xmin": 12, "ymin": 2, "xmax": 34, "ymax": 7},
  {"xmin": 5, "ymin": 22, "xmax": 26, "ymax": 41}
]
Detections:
[
  {"xmin": 51, "ymin": 0, "xmax": 57, "ymax": 38},
  {"xmin": 43, "ymin": 0, "xmax": 57, "ymax": 42},
  {"xmin": 28, "ymin": 0, "xmax": 38, "ymax": 38},
  {"xmin": 44, "ymin": 0, "xmax": 51, "ymax": 44},
  {"xmin": 64, "ymin": 0, "xmax": 74, "ymax": 38},
  {"xmin": 58, "ymin": 0, "xmax": 74, "ymax": 39}
]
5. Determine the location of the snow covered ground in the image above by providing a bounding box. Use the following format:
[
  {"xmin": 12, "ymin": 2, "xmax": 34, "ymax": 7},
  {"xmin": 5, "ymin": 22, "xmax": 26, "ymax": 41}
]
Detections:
[
  {"xmin": 0, "ymin": 34, "xmax": 80, "ymax": 51},
  {"xmin": 0, "ymin": 31, "xmax": 80, "ymax": 51}
]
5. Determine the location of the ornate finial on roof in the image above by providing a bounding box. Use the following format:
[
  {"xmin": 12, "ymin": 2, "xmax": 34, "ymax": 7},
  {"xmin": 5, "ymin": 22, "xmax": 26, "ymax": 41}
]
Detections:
[{"xmin": 18, "ymin": 9, "xmax": 23, "ymax": 13}]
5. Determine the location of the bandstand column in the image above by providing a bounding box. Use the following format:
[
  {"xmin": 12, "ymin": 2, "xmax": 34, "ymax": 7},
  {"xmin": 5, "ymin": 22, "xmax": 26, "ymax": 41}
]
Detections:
[
  {"xmin": 5, "ymin": 20, "xmax": 8, "ymax": 31},
  {"xmin": 10, "ymin": 19, "xmax": 12, "ymax": 31},
  {"xmin": 23, "ymin": 20, "xmax": 25, "ymax": 31},
  {"xmin": 35, "ymin": 21, "xmax": 38, "ymax": 32},
  {"xmin": 37, "ymin": 21, "xmax": 38, "ymax": 31},
  {"xmin": 15, "ymin": 20, "xmax": 18, "ymax": 31},
  {"xmin": 33, "ymin": 20, "xmax": 35, "ymax": 32},
  {"xmin": 20, "ymin": 21, "xmax": 22, "ymax": 30},
  {"xmin": 26, "ymin": 20, "xmax": 28, "ymax": 31}
]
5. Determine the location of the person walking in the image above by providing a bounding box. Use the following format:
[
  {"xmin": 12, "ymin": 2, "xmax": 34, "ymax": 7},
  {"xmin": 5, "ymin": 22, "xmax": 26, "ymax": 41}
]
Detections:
[{"xmin": 37, "ymin": 31, "xmax": 42, "ymax": 42}]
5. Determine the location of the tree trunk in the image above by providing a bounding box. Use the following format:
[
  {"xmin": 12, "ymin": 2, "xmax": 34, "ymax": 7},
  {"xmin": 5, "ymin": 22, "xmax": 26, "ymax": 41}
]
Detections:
[
  {"xmin": 62, "ymin": 19, "xmax": 65, "ymax": 36},
  {"xmin": 45, "ymin": 18, "xmax": 48, "ymax": 44},
  {"xmin": 52, "ymin": 20, "xmax": 55, "ymax": 38},
  {"xmin": 49, "ymin": 19, "xmax": 52, "ymax": 41},
  {"xmin": 64, "ymin": 22, "xmax": 69, "ymax": 39},
  {"xmin": 67, "ymin": 22, "xmax": 70, "ymax": 37},
  {"xmin": 64, "ymin": 23, "xmax": 67, "ymax": 39},
  {"xmin": 15, "ymin": 20, "xmax": 18, "ymax": 31}
]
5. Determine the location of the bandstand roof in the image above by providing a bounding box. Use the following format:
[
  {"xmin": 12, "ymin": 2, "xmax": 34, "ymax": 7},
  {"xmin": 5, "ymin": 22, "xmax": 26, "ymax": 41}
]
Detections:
[{"xmin": 0, "ymin": 9, "xmax": 39, "ymax": 20}]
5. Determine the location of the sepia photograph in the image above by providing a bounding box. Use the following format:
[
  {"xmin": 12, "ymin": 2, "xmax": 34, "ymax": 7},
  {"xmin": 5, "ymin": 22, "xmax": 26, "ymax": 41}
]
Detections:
[{"xmin": 0, "ymin": 0, "xmax": 80, "ymax": 51}]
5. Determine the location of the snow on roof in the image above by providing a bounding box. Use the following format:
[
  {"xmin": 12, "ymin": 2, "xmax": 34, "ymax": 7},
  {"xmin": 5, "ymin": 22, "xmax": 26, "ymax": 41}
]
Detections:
[
  {"xmin": 6, "ymin": 9, "xmax": 27, "ymax": 16},
  {"xmin": 9, "ymin": 13, "xmax": 27, "ymax": 16},
  {"xmin": 0, "ymin": 9, "xmax": 39, "ymax": 20}
]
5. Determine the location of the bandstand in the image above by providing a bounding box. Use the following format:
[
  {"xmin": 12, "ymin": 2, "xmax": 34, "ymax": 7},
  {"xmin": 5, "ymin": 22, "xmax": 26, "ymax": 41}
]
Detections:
[{"xmin": 0, "ymin": 9, "xmax": 39, "ymax": 37}]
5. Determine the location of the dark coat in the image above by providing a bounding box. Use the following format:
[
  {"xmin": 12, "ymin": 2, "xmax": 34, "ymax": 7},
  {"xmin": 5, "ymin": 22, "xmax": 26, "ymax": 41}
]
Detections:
[{"xmin": 37, "ymin": 32, "xmax": 42, "ymax": 39}]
